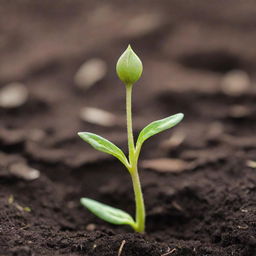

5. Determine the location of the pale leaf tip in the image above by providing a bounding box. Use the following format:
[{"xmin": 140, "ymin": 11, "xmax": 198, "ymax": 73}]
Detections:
[
  {"xmin": 80, "ymin": 197, "xmax": 92, "ymax": 207},
  {"xmin": 77, "ymin": 132, "xmax": 83, "ymax": 137},
  {"xmin": 77, "ymin": 132, "xmax": 89, "ymax": 139},
  {"xmin": 177, "ymin": 113, "xmax": 184, "ymax": 120},
  {"xmin": 78, "ymin": 131, "xmax": 89, "ymax": 136}
]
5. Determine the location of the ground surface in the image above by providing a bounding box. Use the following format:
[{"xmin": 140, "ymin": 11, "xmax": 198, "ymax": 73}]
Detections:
[{"xmin": 0, "ymin": 1, "xmax": 256, "ymax": 255}]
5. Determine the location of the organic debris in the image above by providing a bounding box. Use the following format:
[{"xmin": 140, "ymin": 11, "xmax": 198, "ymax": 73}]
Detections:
[
  {"xmin": 117, "ymin": 240, "xmax": 126, "ymax": 256},
  {"xmin": 7, "ymin": 195, "xmax": 31, "ymax": 212}
]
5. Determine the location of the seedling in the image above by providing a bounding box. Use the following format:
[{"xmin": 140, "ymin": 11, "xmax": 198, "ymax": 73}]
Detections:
[{"xmin": 78, "ymin": 45, "xmax": 184, "ymax": 233}]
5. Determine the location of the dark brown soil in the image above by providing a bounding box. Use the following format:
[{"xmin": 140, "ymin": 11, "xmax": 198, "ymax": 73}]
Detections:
[{"xmin": 0, "ymin": 1, "xmax": 256, "ymax": 255}]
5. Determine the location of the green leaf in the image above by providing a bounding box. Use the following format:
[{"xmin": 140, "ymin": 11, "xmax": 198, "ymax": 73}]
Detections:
[
  {"xmin": 78, "ymin": 132, "xmax": 129, "ymax": 167},
  {"xmin": 81, "ymin": 198, "xmax": 136, "ymax": 227},
  {"xmin": 136, "ymin": 113, "xmax": 184, "ymax": 147}
]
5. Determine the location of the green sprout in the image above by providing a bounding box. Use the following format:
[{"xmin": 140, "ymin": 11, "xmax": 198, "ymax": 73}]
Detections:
[{"xmin": 78, "ymin": 45, "xmax": 184, "ymax": 233}]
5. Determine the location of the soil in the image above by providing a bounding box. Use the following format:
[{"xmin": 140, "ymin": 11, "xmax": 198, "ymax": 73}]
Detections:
[{"xmin": 0, "ymin": 1, "xmax": 256, "ymax": 255}]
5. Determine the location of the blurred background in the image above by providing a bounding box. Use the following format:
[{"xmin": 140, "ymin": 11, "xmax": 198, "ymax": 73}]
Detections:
[{"xmin": 1, "ymin": 0, "xmax": 256, "ymax": 165}]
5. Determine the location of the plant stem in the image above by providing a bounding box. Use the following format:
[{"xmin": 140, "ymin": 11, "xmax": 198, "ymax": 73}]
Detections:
[
  {"xmin": 126, "ymin": 84, "xmax": 135, "ymax": 159},
  {"xmin": 125, "ymin": 84, "xmax": 145, "ymax": 233},
  {"xmin": 130, "ymin": 164, "xmax": 145, "ymax": 233}
]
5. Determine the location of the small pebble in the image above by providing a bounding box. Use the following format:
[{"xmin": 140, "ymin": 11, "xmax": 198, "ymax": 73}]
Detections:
[
  {"xmin": 207, "ymin": 122, "xmax": 224, "ymax": 140},
  {"xmin": 9, "ymin": 162, "xmax": 40, "ymax": 180},
  {"xmin": 240, "ymin": 208, "xmax": 248, "ymax": 213},
  {"xmin": 74, "ymin": 58, "xmax": 107, "ymax": 89},
  {"xmin": 161, "ymin": 130, "xmax": 186, "ymax": 149},
  {"xmin": 221, "ymin": 70, "xmax": 251, "ymax": 96},
  {"xmin": 124, "ymin": 13, "xmax": 165, "ymax": 37},
  {"xmin": 86, "ymin": 223, "xmax": 96, "ymax": 231},
  {"xmin": 228, "ymin": 105, "xmax": 251, "ymax": 118},
  {"xmin": 246, "ymin": 160, "xmax": 256, "ymax": 169},
  {"xmin": 27, "ymin": 129, "xmax": 46, "ymax": 142},
  {"xmin": 0, "ymin": 82, "xmax": 29, "ymax": 108},
  {"xmin": 80, "ymin": 107, "xmax": 118, "ymax": 127},
  {"xmin": 67, "ymin": 201, "xmax": 76, "ymax": 209},
  {"xmin": 141, "ymin": 158, "xmax": 189, "ymax": 173}
]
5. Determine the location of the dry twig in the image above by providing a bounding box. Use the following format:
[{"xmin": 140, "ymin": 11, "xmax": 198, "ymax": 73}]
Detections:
[
  {"xmin": 161, "ymin": 248, "xmax": 176, "ymax": 256},
  {"xmin": 117, "ymin": 240, "xmax": 126, "ymax": 256}
]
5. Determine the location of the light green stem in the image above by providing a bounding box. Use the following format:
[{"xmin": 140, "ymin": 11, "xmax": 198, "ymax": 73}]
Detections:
[
  {"xmin": 126, "ymin": 84, "xmax": 145, "ymax": 233},
  {"xmin": 126, "ymin": 84, "xmax": 135, "ymax": 159},
  {"xmin": 130, "ymin": 164, "xmax": 145, "ymax": 233}
]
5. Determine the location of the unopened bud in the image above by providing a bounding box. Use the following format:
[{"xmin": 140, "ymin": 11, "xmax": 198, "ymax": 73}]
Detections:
[{"xmin": 116, "ymin": 45, "xmax": 143, "ymax": 85}]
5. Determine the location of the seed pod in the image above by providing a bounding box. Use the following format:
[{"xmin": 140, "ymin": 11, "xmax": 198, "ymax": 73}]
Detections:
[{"xmin": 116, "ymin": 45, "xmax": 143, "ymax": 85}]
